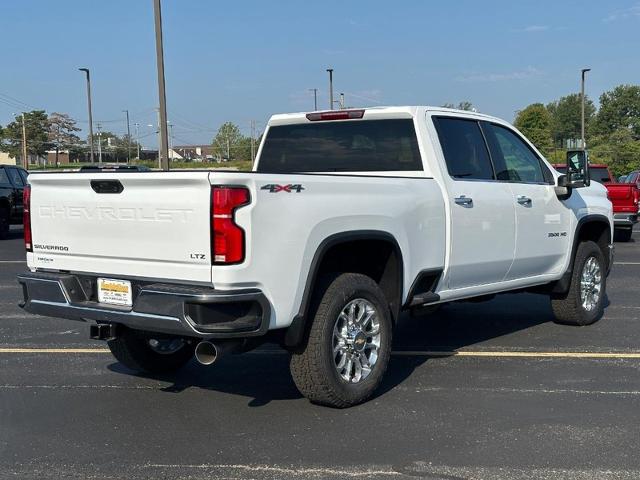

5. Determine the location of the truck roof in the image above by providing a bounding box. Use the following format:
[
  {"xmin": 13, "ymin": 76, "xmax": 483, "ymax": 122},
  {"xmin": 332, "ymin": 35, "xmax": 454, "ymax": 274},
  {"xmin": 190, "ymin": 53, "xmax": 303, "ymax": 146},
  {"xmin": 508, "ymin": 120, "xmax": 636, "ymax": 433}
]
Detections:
[{"xmin": 267, "ymin": 106, "xmax": 505, "ymax": 126}]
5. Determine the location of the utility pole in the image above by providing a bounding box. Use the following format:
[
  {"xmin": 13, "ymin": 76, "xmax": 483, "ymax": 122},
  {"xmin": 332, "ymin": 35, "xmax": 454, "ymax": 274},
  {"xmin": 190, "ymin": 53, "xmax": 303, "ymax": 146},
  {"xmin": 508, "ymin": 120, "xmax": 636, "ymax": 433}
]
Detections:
[
  {"xmin": 123, "ymin": 109, "xmax": 131, "ymax": 163},
  {"xmin": 21, "ymin": 113, "xmax": 28, "ymax": 170},
  {"xmin": 78, "ymin": 68, "xmax": 95, "ymax": 163},
  {"xmin": 581, "ymin": 68, "xmax": 591, "ymax": 149},
  {"xmin": 308, "ymin": 88, "xmax": 318, "ymax": 110},
  {"xmin": 96, "ymin": 123, "xmax": 103, "ymax": 164},
  {"xmin": 250, "ymin": 120, "xmax": 256, "ymax": 161},
  {"xmin": 134, "ymin": 122, "xmax": 140, "ymax": 159},
  {"xmin": 153, "ymin": 0, "xmax": 170, "ymax": 171},
  {"xmin": 155, "ymin": 109, "xmax": 162, "ymax": 167},
  {"xmin": 339, "ymin": 93, "xmax": 345, "ymax": 110},
  {"xmin": 326, "ymin": 68, "xmax": 334, "ymax": 110}
]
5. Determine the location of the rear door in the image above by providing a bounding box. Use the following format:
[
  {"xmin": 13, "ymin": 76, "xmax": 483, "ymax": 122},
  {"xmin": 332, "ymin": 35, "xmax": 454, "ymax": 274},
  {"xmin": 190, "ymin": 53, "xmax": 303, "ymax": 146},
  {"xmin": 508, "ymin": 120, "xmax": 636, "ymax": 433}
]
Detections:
[
  {"xmin": 28, "ymin": 171, "xmax": 213, "ymax": 283},
  {"xmin": 6, "ymin": 167, "xmax": 25, "ymax": 221},
  {"xmin": 481, "ymin": 122, "xmax": 570, "ymax": 279},
  {"xmin": 432, "ymin": 116, "xmax": 516, "ymax": 289}
]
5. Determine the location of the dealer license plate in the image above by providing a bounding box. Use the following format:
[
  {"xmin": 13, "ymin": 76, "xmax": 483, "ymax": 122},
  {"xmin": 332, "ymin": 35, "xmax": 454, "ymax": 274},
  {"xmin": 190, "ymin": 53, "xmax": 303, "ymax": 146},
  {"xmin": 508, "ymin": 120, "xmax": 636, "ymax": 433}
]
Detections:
[{"xmin": 97, "ymin": 278, "xmax": 133, "ymax": 307}]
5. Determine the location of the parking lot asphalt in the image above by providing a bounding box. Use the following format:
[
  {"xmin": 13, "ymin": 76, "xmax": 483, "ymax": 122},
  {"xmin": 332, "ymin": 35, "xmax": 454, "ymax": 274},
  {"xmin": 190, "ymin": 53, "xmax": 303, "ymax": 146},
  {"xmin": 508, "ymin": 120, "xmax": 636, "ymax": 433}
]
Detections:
[{"xmin": 1, "ymin": 226, "xmax": 640, "ymax": 479}]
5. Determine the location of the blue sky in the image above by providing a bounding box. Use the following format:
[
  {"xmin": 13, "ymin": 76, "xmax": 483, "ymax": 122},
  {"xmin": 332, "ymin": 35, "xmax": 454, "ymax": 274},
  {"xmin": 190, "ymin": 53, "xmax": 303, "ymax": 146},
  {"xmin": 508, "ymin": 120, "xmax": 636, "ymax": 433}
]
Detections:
[{"xmin": 0, "ymin": 0, "xmax": 638, "ymax": 147}]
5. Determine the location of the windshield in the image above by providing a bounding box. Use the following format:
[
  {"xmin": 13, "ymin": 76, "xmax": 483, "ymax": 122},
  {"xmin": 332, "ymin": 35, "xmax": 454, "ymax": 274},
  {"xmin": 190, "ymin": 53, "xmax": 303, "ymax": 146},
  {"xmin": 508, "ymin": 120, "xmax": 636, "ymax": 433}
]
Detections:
[{"xmin": 257, "ymin": 119, "xmax": 423, "ymax": 173}]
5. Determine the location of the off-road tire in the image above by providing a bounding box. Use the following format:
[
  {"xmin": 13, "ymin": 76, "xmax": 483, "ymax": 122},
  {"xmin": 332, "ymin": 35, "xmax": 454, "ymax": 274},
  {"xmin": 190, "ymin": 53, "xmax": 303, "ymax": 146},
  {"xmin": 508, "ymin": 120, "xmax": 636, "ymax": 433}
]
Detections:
[
  {"xmin": 551, "ymin": 240, "xmax": 606, "ymax": 326},
  {"xmin": 289, "ymin": 273, "xmax": 393, "ymax": 408},
  {"xmin": 107, "ymin": 327, "xmax": 195, "ymax": 374},
  {"xmin": 0, "ymin": 207, "xmax": 9, "ymax": 240},
  {"xmin": 615, "ymin": 228, "xmax": 633, "ymax": 243}
]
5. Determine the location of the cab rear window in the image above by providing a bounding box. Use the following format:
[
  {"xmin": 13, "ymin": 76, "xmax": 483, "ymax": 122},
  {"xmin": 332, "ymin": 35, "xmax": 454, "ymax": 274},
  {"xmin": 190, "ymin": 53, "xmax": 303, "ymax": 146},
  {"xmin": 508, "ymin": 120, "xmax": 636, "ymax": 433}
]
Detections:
[{"xmin": 257, "ymin": 119, "xmax": 423, "ymax": 173}]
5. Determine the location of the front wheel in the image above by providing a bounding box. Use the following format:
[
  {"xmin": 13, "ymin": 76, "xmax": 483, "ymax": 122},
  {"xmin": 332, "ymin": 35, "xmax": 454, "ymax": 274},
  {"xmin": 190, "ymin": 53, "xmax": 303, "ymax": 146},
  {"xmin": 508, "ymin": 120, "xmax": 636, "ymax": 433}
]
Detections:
[
  {"xmin": 551, "ymin": 240, "xmax": 606, "ymax": 326},
  {"xmin": 107, "ymin": 327, "xmax": 195, "ymax": 374},
  {"xmin": 289, "ymin": 273, "xmax": 393, "ymax": 408}
]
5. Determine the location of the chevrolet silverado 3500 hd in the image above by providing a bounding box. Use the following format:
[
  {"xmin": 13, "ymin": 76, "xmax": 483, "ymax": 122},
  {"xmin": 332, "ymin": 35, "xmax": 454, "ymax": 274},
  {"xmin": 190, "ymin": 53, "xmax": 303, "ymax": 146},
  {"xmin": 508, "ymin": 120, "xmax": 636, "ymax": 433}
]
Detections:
[{"xmin": 18, "ymin": 107, "xmax": 613, "ymax": 407}]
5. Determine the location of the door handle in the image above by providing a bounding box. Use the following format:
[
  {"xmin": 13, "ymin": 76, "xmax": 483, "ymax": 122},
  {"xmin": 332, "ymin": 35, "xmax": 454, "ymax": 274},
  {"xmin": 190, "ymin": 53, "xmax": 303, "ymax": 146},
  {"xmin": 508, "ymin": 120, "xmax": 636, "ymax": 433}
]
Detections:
[
  {"xmin": 454, "ymin": 195, "xmax": 473, "ymax": 206},
  {"xmin": 517, "ymin": 195, "xmax": 532, "ymax": 206}
]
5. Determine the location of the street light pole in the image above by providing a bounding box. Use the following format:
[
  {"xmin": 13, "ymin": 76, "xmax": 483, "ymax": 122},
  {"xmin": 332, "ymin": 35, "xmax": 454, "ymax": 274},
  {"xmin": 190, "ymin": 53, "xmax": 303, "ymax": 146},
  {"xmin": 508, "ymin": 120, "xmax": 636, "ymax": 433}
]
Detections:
[
  {"xmin": 123, "ymin": 109, "xmax": 131, "ymax": 163},
  {"xmin": 326, "ymin": 68, "xmax": 334, "ymax": 110},
  {"xmin": 153, "ymin": 0, "xmax": 170, "ymax": 171},
  {"xmin": 78, "ymin": 68, "xmax": 95, "ymax": 163},
  {"xmin": 134, "ymin": 123, "xmax": 140, "ymax": 159},
  {"xmin": 581, "ymin": 68, "xmax": 591, "ymax": 149},
  {"xmin": 308, "ymin": 88, "xmax": 318, "ymax": 110}
]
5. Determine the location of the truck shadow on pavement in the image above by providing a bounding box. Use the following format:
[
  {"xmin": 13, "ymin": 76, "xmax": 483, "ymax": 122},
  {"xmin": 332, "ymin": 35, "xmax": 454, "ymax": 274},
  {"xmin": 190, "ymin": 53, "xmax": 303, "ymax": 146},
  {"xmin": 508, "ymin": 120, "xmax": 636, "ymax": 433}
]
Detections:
[{"xmin": 108, "ymin": 292, "xmax": 564, "ymax": 407}]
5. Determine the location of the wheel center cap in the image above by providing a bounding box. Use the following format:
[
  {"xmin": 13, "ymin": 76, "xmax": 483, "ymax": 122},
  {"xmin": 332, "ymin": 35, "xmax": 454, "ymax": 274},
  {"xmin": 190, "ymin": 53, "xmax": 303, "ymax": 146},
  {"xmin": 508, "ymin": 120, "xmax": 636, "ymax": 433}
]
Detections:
[{"xmin": 353, "ymin": 332, "xmax": 367, "ymax": 352}]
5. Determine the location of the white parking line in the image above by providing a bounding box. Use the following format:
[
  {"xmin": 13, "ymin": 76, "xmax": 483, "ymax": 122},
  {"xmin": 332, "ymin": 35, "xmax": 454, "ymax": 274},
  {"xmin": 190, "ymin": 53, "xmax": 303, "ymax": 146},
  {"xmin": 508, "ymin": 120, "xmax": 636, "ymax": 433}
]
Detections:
[
  {"xmin": 614, "ymin": 262, "xmax": 640, "ymax": 265},
  {"xmin": 0, "ymin": 260, "xmax": 26, "ymax": 264}
]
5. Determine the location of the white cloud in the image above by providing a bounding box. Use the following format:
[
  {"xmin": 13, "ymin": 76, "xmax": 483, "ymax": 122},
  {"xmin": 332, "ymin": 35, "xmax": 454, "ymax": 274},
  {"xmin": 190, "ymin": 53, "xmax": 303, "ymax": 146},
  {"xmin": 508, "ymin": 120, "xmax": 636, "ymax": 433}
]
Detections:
[
  {"xmin": 455, "ymin": 66, "xmax": 543, "ymax": 83},
  {"xmin": 512, "ymin": 25, "xmax": 549, "ymax": 32},
  {"xmin": 604, "ymin": 3, "xmax": 640, "ymax": 22}
]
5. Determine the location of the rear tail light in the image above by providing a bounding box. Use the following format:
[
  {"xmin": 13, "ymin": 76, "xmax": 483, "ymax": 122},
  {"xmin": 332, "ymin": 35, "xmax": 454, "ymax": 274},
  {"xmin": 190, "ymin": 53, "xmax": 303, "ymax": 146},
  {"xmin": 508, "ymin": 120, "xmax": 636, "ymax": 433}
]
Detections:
[
  {"xmin": 211, "ymin": 186, "xmax": 250, "ymax": 264},
  {"xmin": 23, "ymin": 185, "xmax": 32, "ymax": 252},
  {"xmin": 306, "ymin": 109, "xmax": 365, "ymax": 121}
]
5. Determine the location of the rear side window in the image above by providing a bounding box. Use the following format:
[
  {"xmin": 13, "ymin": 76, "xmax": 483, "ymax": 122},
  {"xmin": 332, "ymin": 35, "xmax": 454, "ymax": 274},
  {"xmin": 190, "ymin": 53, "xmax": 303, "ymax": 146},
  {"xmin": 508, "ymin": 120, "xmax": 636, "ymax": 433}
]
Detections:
[
  {"xmin": 0, "ymin": 169, "xmax": 10, "ymax": 185},
  {"xmin": 6, "ymin": 167, "xmax": 24, "ymax": 187},
  {"xmin": 18, "ymin": 169, "xmax": 28, "ymax": 184},
  {"xmin": 257, "ymin": 119, "xmax": 423, "ymax": 173},
  {"xmin": 589, "ymin": 167, "xmax": 612, "ymax": 184},
  {"xmin": 433, "ymin": 117, "xmax": 494, "ymax": 180}
]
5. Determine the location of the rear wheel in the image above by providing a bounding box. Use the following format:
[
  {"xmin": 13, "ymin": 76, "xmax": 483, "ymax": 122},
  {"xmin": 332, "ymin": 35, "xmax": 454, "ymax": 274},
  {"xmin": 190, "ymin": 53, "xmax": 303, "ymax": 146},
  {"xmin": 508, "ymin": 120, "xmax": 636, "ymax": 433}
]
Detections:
[
  {"xmin": 107, "ymin": 327, "xmax": 195, "ymax": 374},
  {"xmin": 0, "ymin": 207, "xmax": 9, "ymax": 240},
  {"xmin": 289, "ymin": 273, "xmax": 393, "ymax": 408},
  {"xmin": 551, "ymin": 241, "xmax": 606, "ymax": 326},
  {"xmin": 615, "ymin": 228, "xmax": 633, "ymax": 242}
]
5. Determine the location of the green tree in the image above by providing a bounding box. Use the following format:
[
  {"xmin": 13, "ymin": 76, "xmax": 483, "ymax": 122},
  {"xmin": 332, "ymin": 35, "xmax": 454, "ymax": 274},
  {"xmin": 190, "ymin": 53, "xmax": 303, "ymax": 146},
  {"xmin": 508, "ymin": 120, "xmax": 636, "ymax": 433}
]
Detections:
[
  {"xmin": 546, "ymin": 93, "xmax": 595, "ymax": 146},
  {"xmin": 0, "ymin": 110, "xmax": 50, "ymax": 162},
  {"xmin": 589, "ymin": 129, "xmax": 640, "ymax": 176},
  {"xmin": 514, "ymin": 103, "xmax": 553, "ymax": 156},
  {"xmin": 48, "ymin": 112, "xmax": 81, "ymax": 166},
  {"xmin": 592, "ymin": 84, "xmax": 640, "ymax": 138},
  {"xmin": 212, "ymin": 122, "xmax": 244, "ymax": 161},
  {"xmin": 441, "ymin": 101, "xmax": 475, "ymax": 111}
]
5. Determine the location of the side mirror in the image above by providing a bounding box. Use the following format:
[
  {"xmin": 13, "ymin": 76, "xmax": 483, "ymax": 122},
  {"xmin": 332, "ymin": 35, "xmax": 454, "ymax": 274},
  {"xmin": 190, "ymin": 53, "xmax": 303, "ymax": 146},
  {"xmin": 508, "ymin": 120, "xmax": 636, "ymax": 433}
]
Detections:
[{"xmin": 565, "ymin": 149, "xmax": 590, "ymax": 188}]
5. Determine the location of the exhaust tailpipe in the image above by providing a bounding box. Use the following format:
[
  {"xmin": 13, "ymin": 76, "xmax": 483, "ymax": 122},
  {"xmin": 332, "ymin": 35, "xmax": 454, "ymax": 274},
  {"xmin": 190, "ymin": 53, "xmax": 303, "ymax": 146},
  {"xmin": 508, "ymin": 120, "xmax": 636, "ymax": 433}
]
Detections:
[{"xmin": 194, "ymin": 340, "xmax": 240, "ymax": 366}]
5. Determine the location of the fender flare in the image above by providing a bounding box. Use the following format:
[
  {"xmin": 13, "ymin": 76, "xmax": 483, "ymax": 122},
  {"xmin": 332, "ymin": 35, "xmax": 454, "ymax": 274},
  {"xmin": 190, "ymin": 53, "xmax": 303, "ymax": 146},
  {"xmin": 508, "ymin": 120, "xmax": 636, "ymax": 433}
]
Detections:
[
  {"xmin": 284, "ymin": 230, "xmax": 404, "ymax": 348},
  {"xmin": 552, "ymin": 214, "xmax": 612, "ymax": 294}
]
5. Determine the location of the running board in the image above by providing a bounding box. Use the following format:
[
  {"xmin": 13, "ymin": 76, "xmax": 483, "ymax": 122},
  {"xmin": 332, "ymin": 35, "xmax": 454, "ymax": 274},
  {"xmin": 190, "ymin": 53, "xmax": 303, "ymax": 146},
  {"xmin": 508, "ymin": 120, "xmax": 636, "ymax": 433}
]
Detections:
[{"xmin": 409, "ymin": 292, "xmax": 440, "ymax": 307}]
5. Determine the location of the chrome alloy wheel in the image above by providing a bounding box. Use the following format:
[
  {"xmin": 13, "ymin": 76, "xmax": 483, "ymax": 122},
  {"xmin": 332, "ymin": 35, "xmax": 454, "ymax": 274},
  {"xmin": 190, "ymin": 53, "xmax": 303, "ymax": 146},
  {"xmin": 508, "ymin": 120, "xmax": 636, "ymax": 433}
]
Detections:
[
  {"xmin": 332, "ymin": 298, "xmax": 381, "ymax": 384},
  {"xmin": 580, "ymin": 256, "xmax": 602, "ymax": 312},
  {"xmin": 148, "ymin": 338, "xmax": 186, "ymax": 355}
]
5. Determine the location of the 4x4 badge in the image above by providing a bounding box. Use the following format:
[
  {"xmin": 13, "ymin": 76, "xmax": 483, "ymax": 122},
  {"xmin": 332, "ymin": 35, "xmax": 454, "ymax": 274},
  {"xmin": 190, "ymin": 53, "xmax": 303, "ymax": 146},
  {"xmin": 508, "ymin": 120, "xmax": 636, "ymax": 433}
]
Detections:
[{"xmin": 261, "ymin": 184, "xmax": 305, "ymax": 193}]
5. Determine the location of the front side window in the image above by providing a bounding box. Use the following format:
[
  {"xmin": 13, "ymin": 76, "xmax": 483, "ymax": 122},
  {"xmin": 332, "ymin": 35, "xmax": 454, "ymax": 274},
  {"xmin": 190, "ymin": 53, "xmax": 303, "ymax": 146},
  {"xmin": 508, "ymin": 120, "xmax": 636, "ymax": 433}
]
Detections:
[
  {"xmin": 433, "ymin": 117, "xmax": 494, "ymax": 180},
  {"xmin": 257, "ymin": 119, "xmax": 423, "ymax": 173},
  {"xmin": 484, "ymin": 124, "xmax": 547, "ymax": 183}
]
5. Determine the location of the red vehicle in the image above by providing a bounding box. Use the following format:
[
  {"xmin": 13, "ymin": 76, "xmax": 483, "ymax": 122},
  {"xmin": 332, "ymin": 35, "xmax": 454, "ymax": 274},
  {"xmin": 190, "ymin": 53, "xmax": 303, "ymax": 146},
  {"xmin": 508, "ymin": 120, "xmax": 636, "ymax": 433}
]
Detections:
[{"xmin": 553, "ymin": 163, "xmax": 639, "ymax": 242}]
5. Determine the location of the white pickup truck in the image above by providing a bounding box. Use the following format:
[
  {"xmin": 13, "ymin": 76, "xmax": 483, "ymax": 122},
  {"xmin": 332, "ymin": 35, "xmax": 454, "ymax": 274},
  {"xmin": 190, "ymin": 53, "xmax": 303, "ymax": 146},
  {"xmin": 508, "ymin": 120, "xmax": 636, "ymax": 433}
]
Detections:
[{"xmin": 18, "ymin": 106, "xmax": 613, "ymax": 408}]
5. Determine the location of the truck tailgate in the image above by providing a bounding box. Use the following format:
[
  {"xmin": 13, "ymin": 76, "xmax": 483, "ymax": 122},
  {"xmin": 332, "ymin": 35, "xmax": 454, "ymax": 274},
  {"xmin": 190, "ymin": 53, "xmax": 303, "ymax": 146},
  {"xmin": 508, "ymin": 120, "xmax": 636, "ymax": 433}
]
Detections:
[
  {"xmin": 27, "ymin": 172, "xmax": 213, "ymax": 283},
  {"xmin": 606, "ymin": 184, "xmax": 639, "ymax": 213}
]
